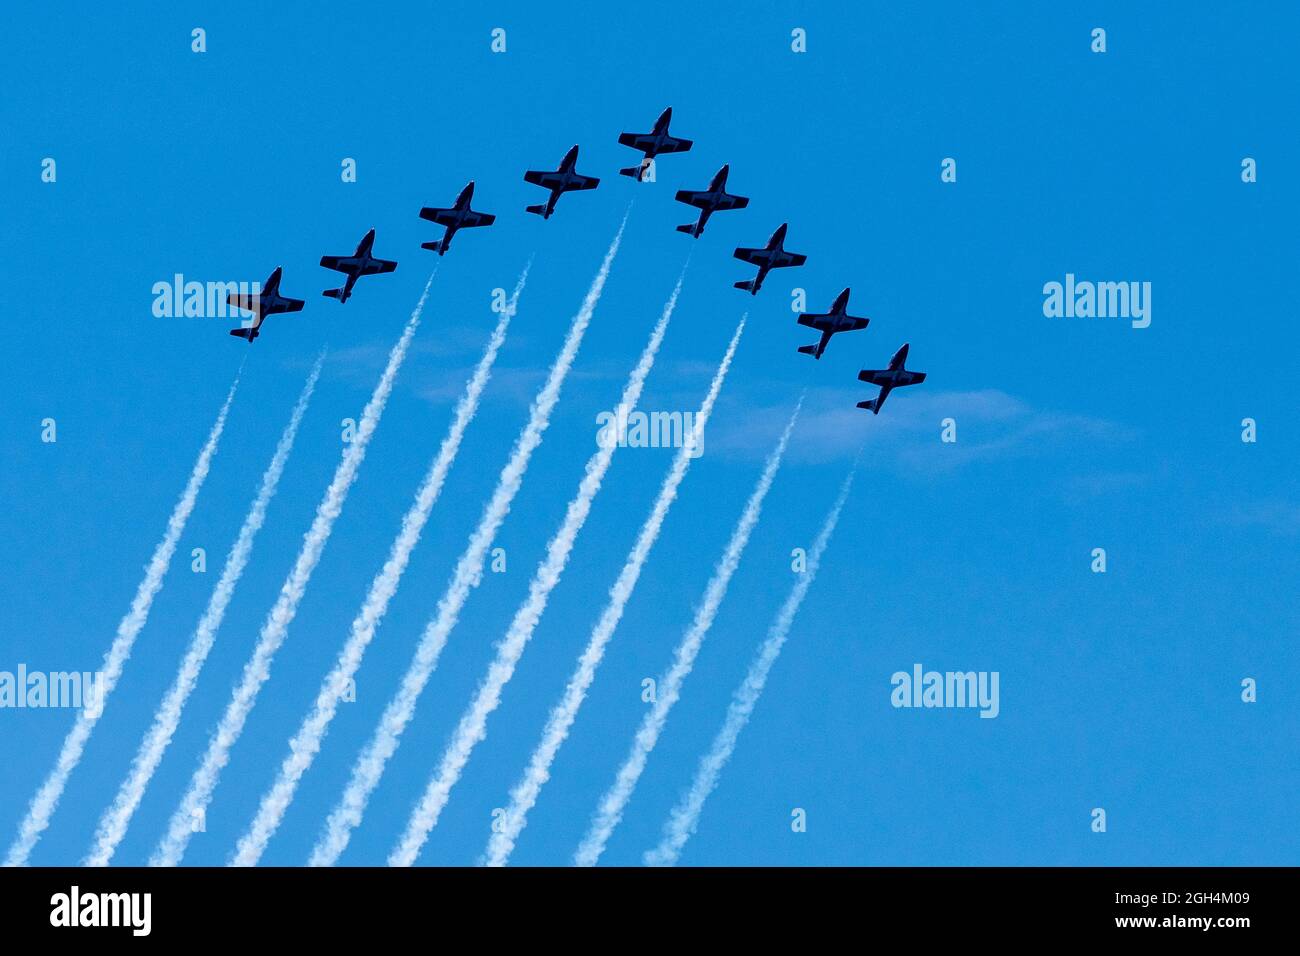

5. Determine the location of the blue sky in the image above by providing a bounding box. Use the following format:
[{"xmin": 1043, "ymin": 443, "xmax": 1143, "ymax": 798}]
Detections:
[{"xmin": 1, "ymin": 2, "xmax": 1296, "ymax": 867}]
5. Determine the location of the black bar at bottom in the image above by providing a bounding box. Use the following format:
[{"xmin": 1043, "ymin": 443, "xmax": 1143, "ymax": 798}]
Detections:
[{"xmin": 0, "ymin": 866, "xmax": 1287, "ymax": 941}]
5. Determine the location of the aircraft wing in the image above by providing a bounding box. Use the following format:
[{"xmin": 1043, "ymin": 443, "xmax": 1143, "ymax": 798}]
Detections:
[
  {"xmin": 463, "ymin": 211, "xmax": 495, "ymax": 227},
  {"xmin": 320, "ymin": 255, "xmax": 358, "ymax": 274},
  {"xmin": 858, "ymin": 369, "xmax": 890, "ymax": 385},
  {"xmin": 419, "ymin": 207, "xmax": 455, "ymax": 225},
  {"xmin": 367, "ymin": 259, "xmax": 398, "ymax": 275},
  {"xmin": 568, "ymin": 173, "xmax": 600, "ymax": 191},
  {"xmin": 843, "ymin": 316, "xmax": 869, "ymax": 332},
  {"xmin": 618, "ymin": 132, "xmax": 655, "ymax": 151},
  {"xmin": 797, "ymin": 313, "xmax": 833, "ymax": 331},
  {"xmin": 674, "ymin": 189, "xmax": 712, "ymax": 209},
  {"xmin": 228, "ymin": 292, "xmax": 259, "ymax": 315},
  {"xmin": 278, "ymin": 297, "xmax": 306, "ymax": 313},
  {"xmin": 780, "ymin": 251, "xmax": 808, "ymax": 268},
  {"xmin": 733, "ymin": 246, "xmax": 768, "ymax": 266},
  {"xmin": 657, "ymin": 134, "xmax": 692, "ymax": 153},
  {"xmin": 714, "ymin": 193, "xmax": 749, "ymax": 211},
  {"xmin": 525, "ymin": 169, "xmax": 560, "ymax": 188}
]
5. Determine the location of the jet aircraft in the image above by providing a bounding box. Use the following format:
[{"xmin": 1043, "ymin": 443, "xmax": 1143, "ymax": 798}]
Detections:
[
  {"xmin": 419, "ymin": 181, "xmax": 495, "ymax": 255},
  {"xmin": 674, "ymin": 165, "xmax": 749, "ymax": 238},
  {"xmin": 856, "ymin": 343, "xmax": 927, "ymax": 414},
  {"xmin": 732, "ymin": 223, "xmax": 807, "ymax": 294},
  {"xmin": 796, "ymin": 288, "xmax": 869, "ymax": 359},
  {"xmin": 320, "ymin": 228, "xmax": 398, "ymax": 303},
  {"xmin": 524, "ymin": 146, "xmax": 600, "ymax": 219},
  {"xmin": 227, "ymin": 266, "xmax": 304, "ymax": 342},
  {"xmin": 617, "ymin": 106, "xmax": 693, "ymax": 181}
]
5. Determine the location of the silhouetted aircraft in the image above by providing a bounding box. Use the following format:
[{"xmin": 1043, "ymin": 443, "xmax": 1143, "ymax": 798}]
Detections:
[
  {"xmin": 796, "ymin": 288, "xmax": 869, "ymax": 359},
  {"xmin": 617, "ymin": 106, "xmax": 693, "ymax": 181},
  {"xmin": 733, "ymin": 223, "xmax": 807, "ymax": 294},
  {"xmin": 419, "ymin": 181, "xmax": 496, "ymax": 255},
  {"xmin": 674, "ymin": 165, "xmax": 748, "ymax": 238},
  {"xmin": 320, "ymin": 229, "xmax": 398, "ymax": 303},
  {"xmin": 857, "ymin": 344, "xmax": 926, "ymax": 414},
  {"xmin": 524, "ymin": 146, "xmax": 600, "ymax": 218},
  {"xmin": 227, "ymin": 267, "xmax": 304, "ymax": 343}
]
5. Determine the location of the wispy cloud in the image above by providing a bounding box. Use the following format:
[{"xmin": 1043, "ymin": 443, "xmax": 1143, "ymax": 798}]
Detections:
[
  {"xmin": 1218, "ymin": 499, "xmax": 1300, "ymax": 536},
  {"xmin": 1061, "ymin": 470, "xmax": 1152, "ymax": 504},
  {"xmin": 707, "ymin": 385, "xmax": 1134, "ymax": 472}
]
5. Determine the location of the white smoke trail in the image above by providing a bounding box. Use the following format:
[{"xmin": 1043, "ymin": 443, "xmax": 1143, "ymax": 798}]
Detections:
[
  {"xmin": 567, "ymin": 397, "xmax": 802, "ymax": 868},
  {"xmin": 4, "ymin": 373, "xmax": 239, "ymax": 867},
  {"xmin": 480, "ymin": 316, "xmax": 746, "ymax": 868},
  {"xmin": 390, "ymin": 269, "xmax": 686, "ymax": 867},
  {"xmin": 310, "ymin": 216, "xmax": 628, "ymax": 867},
  {"xmin": 151, "ymin": 273, "xmax": 435, "ymax": 867},
  {"xmin": 229, "ymin": 265, "xmax": 531, "ymax": 867},
  {"xmin": 644, "ymin": 469, "xmax": 854, "ymax": 867},
  {"xmin": 84, "ymin": 357, "xmax": 323, "ymax": 867}
]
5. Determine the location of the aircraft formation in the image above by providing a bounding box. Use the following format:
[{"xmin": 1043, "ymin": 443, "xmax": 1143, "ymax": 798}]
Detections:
[{"xmin": 226, "ymin": 106, "xmax": 925, "ymax": 414}]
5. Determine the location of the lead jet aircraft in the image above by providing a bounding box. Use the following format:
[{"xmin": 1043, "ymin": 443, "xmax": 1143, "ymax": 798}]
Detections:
[
  {"xmin": 617, "ymin": 106, "xmax": 693, "ymax": 181},
  {"xmin": 524, "ymin": 145, "xmax": 600, "ymax": 219},
  {"xmin": 674, "ymin": 165, "xmax": 749, "ymax": 238},
  {"xmin": 856, "ymin": 344, "xmax": 926, "ymax": 414},
  {"xmin": 227, "ymin": 266, "xmax": 304, "ymax": 342},
  {"xmin": 320, "ymin": 228, "xmax": 398, "ymax": 303},
  {"xmin": 733, "ymin": 223, "xmax": 807, "ymax": 294},
  {"xmin": 796, "ymin": 288, "xmax": 869, "ymax": 359},
  {"xmin": 419, "ymin": 181, "xmax": 496, "ymax": 255}
]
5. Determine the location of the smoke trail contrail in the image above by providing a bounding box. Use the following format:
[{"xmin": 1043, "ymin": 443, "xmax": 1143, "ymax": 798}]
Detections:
[
  {"xmin": 151, "ymin": 274, "xmax": 435, "ymax": 867},
  {"xmin": 644, "ymin": 469, "xmax": 854, "ymax": 867},
  {"xmin": 567, "ymin": 397, "xmax": 802, "ymax": 868},
  {"xmin": 229, "ymin": 264, "xmax": 531, "ymax": 867},
  {"xmin": 390, "ymin": 268, "xmax": 687, "ymax": 867},
  {"xmin": 4, "ymin": 373, "xmax": 239, "ymax": 867},
  {"xmin": 310, "ymin": 215, "xmax": 628, "ymax": 867},
  {"xmin": 84, "ymin": 357, "xmax": 323, "ymax": 867},
  {"xmin": 480, "ymin": 315, "xmax": 746, "ymax": 868}
]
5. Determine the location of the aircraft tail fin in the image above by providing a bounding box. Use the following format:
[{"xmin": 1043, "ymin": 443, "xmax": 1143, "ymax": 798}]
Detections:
[
  {"xmin": 797, "ymin": 343, "xmax": 821, "ymax": 359},
  {"xmin": 676, "ymin": 223, "xmax": 701, "ymax": 237},
  {"xmin": 525, "ymin": 203, "xmax": 550, "ymax": 218},
  {"xmin": 323, "ymin": 287, "xmax": 345, "ymax": 300},
  {"xmin": 856, "ymin": 398, "xmax": 879, "ymax": 414},
  {"xmin": 619, "ymin": 165, "xmax": 646, "ymax": 180},
  {"xmin": 734, "ymin": 279, "xmax": 758, "ymax": 294},
  {"xmin": 229, "ymin": 327, "xmax": 257, "ymax": 342},
  {"xmin": 421, "ymin": 240, "xmax": 447, "ymax": 255}
]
